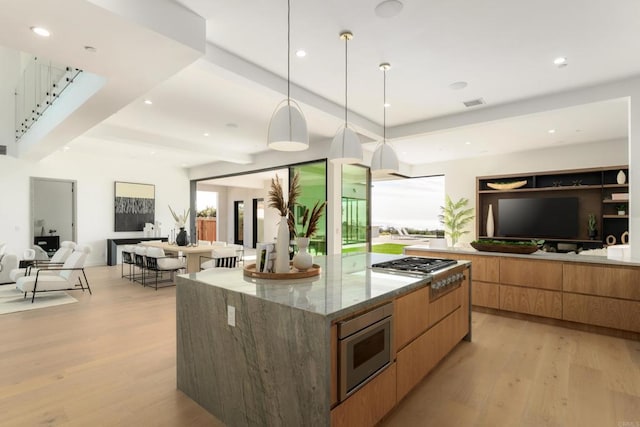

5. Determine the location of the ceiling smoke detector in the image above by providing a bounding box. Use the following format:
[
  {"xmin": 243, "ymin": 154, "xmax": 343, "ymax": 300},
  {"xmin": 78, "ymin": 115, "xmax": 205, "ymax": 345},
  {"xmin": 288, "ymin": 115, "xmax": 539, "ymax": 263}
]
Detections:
[
  {"xmin": 463, "ymin": 98, "xmax": 485, "ymax": 108},
  {"xmin": 375, "ymin": 0, "xmax": 404, "ymax": 18}
]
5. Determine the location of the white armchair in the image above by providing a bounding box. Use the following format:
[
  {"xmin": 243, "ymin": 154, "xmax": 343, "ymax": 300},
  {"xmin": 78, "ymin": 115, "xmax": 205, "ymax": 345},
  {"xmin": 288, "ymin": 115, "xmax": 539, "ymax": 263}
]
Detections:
[
  {"xmin": 0, "ymin": 250, "xmax": 18, "ymax": 284},
  {"xmin": 9, "ymin": 241, "xmax": 77, "ymax": 282},
  {"xmin": 15, "ymin": 245, "xmax": 92, "ymax": 303},
  {"xmin": 143, "ymin": 247, "xmax": 185, "ymax": 290}
]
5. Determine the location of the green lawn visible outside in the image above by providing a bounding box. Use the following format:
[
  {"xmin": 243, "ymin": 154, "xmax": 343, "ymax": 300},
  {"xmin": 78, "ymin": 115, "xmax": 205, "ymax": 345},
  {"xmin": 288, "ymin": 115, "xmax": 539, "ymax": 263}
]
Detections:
[{"xmin": 342, "ymin": 243, "xmax": 409, "ymax": 255}]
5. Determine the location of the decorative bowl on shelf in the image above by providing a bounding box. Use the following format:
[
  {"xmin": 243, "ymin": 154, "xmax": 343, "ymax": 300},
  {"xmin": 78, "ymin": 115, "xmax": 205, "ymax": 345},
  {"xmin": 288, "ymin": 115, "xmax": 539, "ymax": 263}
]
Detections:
[
  {"xmin": 486, "ymin": 180, "xmax": 527, "ymax": 190},
  {"xmin": 470, "ymin": 240, "xmax": 539, "ymax": 254}
]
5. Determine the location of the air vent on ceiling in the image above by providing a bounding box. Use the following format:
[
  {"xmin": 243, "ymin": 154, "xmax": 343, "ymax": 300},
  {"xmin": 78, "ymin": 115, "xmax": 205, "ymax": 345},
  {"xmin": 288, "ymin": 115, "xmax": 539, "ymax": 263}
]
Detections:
[
  {"xmin": 463, "ymin": 98, "xmax": 486, "ymax": 108},
  {"xmin": 0, "ymin": 145, "xmax": 6, "ymax": 155}
]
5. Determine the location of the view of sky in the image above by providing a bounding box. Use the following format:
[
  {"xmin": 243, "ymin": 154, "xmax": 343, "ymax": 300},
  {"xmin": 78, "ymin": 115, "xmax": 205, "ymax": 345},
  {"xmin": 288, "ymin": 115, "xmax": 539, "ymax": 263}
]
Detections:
[
  {"xmin": 196, "ymin": 191, "xmax": 218, "ymax": 212},
  {"xmin": 371, "ymin": 175, "xmax": 445, "ymax": 231}
]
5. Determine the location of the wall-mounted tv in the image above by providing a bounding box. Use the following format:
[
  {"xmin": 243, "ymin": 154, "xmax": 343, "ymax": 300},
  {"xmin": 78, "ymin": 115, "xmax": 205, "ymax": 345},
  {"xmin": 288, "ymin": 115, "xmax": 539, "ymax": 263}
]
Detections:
[{"xmin": 498, "ymin": 197, "xmax": 578, "ymax": 239}]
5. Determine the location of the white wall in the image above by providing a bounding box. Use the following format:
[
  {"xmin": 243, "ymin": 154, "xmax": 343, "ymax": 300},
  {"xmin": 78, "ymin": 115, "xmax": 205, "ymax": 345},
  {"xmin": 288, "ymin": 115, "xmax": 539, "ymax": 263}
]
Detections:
[
  {"xmin": 0, "ymin": 149, "xmax": 190, "ymax": 266},
  {"xmin": 412, "ymin": 138, "xmax": 629, "ymax": 244}
]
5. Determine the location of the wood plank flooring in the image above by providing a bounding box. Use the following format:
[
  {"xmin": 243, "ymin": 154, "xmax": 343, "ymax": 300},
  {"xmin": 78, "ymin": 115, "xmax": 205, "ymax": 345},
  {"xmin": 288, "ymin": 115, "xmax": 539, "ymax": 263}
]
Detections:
[{"xmin": 1, "ymin": 265, "xmax": 639, "ymax": 427}]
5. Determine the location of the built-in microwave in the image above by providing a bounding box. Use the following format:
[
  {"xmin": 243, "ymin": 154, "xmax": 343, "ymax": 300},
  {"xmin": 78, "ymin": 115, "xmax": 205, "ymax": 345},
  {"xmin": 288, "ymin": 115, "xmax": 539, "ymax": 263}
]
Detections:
[{"xmin": 338, "ymin": 302, "xmax": 393, "ymax": 401}]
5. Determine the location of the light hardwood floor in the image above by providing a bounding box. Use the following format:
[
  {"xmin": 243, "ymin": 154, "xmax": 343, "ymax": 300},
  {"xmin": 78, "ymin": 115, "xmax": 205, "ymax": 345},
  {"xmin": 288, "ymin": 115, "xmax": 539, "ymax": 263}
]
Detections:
[{"xmin": 1, "ymin": 266, "xmax": 639, "ymax": 427}]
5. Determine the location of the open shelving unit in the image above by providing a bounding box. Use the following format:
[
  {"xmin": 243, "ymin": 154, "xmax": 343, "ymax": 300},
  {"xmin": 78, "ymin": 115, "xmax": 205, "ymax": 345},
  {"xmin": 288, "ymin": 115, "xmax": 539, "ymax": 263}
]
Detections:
[{"xmin": 476, "ymin": 165, "xmax": 629, "ymax": 250}]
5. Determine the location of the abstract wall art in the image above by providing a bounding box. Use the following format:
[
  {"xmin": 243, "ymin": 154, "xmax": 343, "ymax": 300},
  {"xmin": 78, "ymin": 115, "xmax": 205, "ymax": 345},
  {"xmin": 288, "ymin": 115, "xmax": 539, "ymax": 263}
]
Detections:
[{"xmin": 114, "ymin": 182, "xmax": 155, "ymax": 231}]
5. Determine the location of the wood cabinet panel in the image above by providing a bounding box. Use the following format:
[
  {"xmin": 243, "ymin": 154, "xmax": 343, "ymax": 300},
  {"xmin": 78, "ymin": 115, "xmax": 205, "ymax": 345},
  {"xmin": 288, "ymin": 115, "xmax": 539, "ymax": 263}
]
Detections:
[
  {"xmin": 394, "ymin": 286, "xmax": 429, "ymax": 351},
  {"xmin": 331, "ymin": 324, "xmax": 337, "ymax": 406},
  {"xmin": 396, "ymin": 307, "xmax": 464, "ymax": 402},
  {"xmin": 563, "ymin": 293, "xmax": 640, "ymax": 333},
  {"xmin": 500, "ymin": 258, "xmax": 562, "ymax": 290},
  {"xmin": 330, "ymin": 363, "xmax": 396, "ymax": 427},
  {"xmin": 499, "ymin": 284, "xmax": 563, "ymax": 319},
  {"xmin": 428, "ymin": 285, "xmax": 463, "ymax": 328},
  {"xmin": 563, "ymin": 264, "xmax": 640, "ymax": 301},
  {"xmin": 472, "ymin": 280, "xmax": 500, "ymax": 309}
]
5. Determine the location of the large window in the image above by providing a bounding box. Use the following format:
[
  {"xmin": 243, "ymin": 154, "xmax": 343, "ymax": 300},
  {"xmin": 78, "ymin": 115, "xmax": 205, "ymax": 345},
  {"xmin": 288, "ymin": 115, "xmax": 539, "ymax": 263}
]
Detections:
[
  {"xmin": 372, "ymin": 175, "xmax": 445, "ymax": 237},
  {"xmin": 342, "ymin": 164, "xmax": 370, "ymax": 252},
  {"xmin": 291, "ymin": 161, "xmax": 327, "ymax": 255}
]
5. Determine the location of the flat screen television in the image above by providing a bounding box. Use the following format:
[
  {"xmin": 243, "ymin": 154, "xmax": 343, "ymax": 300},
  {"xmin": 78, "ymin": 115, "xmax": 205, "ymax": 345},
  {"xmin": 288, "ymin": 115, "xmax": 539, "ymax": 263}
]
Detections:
[{"xmin": 498, "ymin": 197, "xmax": 578, "ymax": 239}]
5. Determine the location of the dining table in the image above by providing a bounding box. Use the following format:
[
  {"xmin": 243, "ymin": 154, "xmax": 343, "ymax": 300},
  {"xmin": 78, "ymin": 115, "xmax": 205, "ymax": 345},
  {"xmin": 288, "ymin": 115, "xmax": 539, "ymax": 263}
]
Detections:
[{"xmin": 141, "ymin": 241, "xmax": 213, "ymax": 273}]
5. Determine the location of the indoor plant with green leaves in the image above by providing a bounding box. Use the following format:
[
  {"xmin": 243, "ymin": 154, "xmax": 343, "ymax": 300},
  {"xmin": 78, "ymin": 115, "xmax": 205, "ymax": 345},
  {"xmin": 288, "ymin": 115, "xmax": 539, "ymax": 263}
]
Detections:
[
  {"xmin": 587, "ymin": 213, "xmax": 597, "ymax": 239},
  {"xmin": 439, "ymin": 195, "xmax": 475, "ymax": 247}
]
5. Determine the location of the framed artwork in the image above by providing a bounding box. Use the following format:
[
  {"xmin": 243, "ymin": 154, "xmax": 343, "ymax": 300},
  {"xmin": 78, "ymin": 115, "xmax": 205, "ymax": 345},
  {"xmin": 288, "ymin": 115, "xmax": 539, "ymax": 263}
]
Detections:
[{"xmin": 114, "ymin": 182, "xmax": 155, "ymax": 231}]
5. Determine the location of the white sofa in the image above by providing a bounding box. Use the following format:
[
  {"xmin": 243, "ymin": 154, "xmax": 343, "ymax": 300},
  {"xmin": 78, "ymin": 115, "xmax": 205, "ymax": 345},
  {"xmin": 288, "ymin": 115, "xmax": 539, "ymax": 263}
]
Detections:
[{"xmin": 0, "ymin": 242, "xmax": 18, "ymax": 284}]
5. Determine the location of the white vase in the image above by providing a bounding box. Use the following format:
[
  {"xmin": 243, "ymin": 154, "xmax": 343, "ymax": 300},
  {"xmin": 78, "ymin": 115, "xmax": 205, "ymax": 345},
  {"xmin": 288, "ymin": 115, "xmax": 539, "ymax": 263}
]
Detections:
[
  {"xmin": 292, "ymin": 237, "xmax": 313, "ymax": 271},
  {"xmin": 617, "ymin": 170, "xmax": 626, "ymax": 184},
  {"xmin": 275, "ymin": 216, "xmax": 290, "ymax": 273},
  {"xmin": 486, "ymin": 204, "xmax": 495, "ymax": 238}
]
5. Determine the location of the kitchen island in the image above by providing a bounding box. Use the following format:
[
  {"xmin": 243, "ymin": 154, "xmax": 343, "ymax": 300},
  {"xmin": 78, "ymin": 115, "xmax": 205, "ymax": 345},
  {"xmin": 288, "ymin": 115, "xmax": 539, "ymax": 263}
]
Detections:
[{"xmin": 176, "ymin": 253, "xmax": 471, "ymax": 427}]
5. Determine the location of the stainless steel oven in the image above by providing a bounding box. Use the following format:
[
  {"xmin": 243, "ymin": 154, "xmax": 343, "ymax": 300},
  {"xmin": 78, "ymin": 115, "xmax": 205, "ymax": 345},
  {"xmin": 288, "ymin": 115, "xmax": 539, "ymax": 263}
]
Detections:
[{"xmin": 338, "ymin": 302, "xmax": 393, "ymax": 401}]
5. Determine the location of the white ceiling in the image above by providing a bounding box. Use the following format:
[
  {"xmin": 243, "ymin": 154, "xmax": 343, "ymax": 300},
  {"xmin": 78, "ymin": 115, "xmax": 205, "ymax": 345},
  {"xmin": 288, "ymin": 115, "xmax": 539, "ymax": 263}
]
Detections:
[{"xmin": 1, "ymin": 0, "xmax": 637, "ymax": 170}]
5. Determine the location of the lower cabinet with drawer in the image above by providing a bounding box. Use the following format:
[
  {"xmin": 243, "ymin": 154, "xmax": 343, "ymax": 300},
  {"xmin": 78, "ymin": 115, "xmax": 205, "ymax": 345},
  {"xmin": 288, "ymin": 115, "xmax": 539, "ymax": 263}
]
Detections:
[
  {"xmin": 499, "ymin": 284, "xmax": 563, "ymax": 319},
  {"xmin": 563, "ymin": 293, "xmax": 640, "ymax": 333}
]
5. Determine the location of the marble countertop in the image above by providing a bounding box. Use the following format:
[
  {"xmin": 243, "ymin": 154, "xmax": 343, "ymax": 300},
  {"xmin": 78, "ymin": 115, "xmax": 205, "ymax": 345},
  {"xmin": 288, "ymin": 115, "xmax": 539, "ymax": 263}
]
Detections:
[
  {"xmin": 180, "ymin": 253, "xmax": 467, "ymax": 321},
  {"xmin": 404, "ymin": 244, "xmax": 640, "ymax": 267}
]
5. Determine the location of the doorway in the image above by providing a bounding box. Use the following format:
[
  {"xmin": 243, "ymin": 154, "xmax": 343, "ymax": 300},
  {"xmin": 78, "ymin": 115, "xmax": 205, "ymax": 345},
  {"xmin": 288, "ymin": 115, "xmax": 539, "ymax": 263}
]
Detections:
[
  {"xmin": 234, "ymin": 201, "xmax": 244, "ymax": 245},
  {"xmin": 31, "ymin": 177, "xmax": 76, "ymax": 256},
  {"xmin": 252, "ymin": 198, "xmax": 264, "ymax": 248}
]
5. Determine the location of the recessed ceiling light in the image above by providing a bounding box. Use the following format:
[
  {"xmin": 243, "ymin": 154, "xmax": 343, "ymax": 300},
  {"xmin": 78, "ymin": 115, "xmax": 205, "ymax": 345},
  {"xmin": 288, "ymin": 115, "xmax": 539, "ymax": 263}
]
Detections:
[
  {"xmin": 150, "ymin": 151, "xmax": 156, "ymax": 155},
  {"xmin": 295, "ymin": 49, "xmax": 306, "ymax": 58},
  {"xmin": 226, "ymin": 123, "xmax": 238, "ymax": 128},
  {"xmin": 553, "ymin": 57, "xmax": 567, "ymax": 65},
  {"xmin": 465, "ymin": 141, "xmax": 471, "ymax": 145},
  {"xmin": 384, "ymin": 103, "xmax": 391, "ymax": 108},
  {"xmin": 548, "ymin": 129, "xmax": 556, "ymax": 134},
  {"xmin": 84, "ymin": 45, "xmax": 97, "ymax": 53},
  {"xmin": 375, "ymin": 0, "xmax": 404, "ymax": 18},
  {"xmin": 144, "ymin": 99, "xmax": 152, "ymax": 105},
  {"xmin": 449, "ymin": 81, "xmax": 468, "ymax": 90},
  {"xmin": 203, "ymin": 132, "xmax": 209, "ymax": 137},
  {"xmin": 30, "ymin": 26, "xmax": 50, "ymax": 37},
  {"xmin": 63, "ymin": 146, "xmax": 70, "ymax": 151}
]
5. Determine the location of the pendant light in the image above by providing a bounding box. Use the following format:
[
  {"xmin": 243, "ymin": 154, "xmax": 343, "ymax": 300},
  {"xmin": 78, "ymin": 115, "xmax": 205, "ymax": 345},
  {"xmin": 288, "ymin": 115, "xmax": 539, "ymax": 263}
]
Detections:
[
  {"xmin": 267, "ymin": 0, "xmax": 309, "ymax": 151},
  {"xmin": 328, "ymin": 31, "xmax": 363, "ymax": 164},
  {"xmin": 371, "ymin": 63, "xmax": 399, "ymax": 173}
]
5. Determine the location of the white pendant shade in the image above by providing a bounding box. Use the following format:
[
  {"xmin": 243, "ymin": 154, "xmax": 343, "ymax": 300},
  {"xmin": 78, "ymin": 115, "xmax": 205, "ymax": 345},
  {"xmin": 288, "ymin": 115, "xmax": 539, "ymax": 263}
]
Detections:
[
  {"xmin": 329, "ymin": 126, "xmax": 362, "ymax": 163},
  {"xmin": 371, "ymin": 143, "xmax": 399, "ymax": 173},
  {"xmin": 267, "ymin": 100, "xmax": 309, "ymax": 151}
]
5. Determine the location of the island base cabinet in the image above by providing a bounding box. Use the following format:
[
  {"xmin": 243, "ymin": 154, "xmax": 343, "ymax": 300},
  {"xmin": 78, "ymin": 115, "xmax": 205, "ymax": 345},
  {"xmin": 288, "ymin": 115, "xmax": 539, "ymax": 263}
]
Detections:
[
  {"xmin": 331, "ymin": 363, "xmax": 396, "ymax": 427},
  {"xmin": 499, "ymin": 284, "xmax": 563, "ymax": 319},
  {"xmin": 563, "ymin": 293, "xmax": 640, "ymax": 333},
  {"xmin": 472, "ymin": 281, "xmax": 500, "ymax": 309},
  {"xmin": 397, "ymin": 306, "xmax": 467, "ymax": 402}
]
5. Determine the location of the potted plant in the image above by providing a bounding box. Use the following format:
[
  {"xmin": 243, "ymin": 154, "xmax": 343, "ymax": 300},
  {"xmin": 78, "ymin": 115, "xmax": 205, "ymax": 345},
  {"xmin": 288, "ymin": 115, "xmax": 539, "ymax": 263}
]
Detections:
[
  {"xmin": 587, "ymin": 213, "xmax": 597, "ymax": 239},
  {"xmin": 617, "ymin": 204, "xmax": 627, "ymax": 216},
  {"xmin": 169, "ymin": 206, "xmax": 190, "ymax": 246},
  {"xmin": 439, "ymin": 195, "xmax": 475, "ymax": 247}
]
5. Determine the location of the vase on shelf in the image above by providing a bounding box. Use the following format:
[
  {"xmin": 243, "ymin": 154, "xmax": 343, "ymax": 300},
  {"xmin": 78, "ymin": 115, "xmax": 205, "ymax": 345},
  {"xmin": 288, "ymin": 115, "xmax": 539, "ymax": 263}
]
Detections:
[
  {"xmin": 176, "ymin": 227, "xmax": 188, "ymax": 246},
  {"xmin": 275, "ymin": 216, "xmax": 290, "ymax": 273},
  {"xmin": 292, "ymin": 237, "xmax": 313, "ymax": 271},
  {"xmin": 617, "ymin": 170, "xmax": 626, "ymax": 184},
  {"xmin": 486, "ymin": 204, "xmax": 495, "ymax": 238}
]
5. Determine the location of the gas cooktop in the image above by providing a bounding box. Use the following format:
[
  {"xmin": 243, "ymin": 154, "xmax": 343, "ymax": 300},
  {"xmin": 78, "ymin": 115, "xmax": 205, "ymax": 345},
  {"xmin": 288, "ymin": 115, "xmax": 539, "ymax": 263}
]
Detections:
[{"xmin": 371, "ymin": 257, "xmax": 458, "ymax": 276}]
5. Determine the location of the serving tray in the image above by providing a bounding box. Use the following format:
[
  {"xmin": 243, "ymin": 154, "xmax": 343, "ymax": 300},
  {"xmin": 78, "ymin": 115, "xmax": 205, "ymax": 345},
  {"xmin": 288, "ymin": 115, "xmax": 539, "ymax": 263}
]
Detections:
[{"xmin": 243, "ymin": 262, "xmax": 321, "ymax": 279}]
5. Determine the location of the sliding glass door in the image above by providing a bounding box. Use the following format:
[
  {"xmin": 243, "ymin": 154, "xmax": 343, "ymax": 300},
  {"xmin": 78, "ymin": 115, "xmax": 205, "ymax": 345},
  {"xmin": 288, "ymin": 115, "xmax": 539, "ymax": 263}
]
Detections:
[{"xmin": 341, "ymin": 164, "xmax": 370, "ymax": 252}]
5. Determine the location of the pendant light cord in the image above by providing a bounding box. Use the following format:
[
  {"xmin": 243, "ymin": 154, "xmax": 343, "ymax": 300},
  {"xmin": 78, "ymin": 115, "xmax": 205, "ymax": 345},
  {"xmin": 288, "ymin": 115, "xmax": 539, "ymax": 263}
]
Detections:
[
  {"xmin": 287, "ymin": 0, "xmax": 291, "ymax": 105},
  {"xmin": 344, "ymin": 35, "xmax": 348, "ymax": 125},
  {"xmin": 383, "ymin": 68, "xmax": 387, "ymax": 144}
]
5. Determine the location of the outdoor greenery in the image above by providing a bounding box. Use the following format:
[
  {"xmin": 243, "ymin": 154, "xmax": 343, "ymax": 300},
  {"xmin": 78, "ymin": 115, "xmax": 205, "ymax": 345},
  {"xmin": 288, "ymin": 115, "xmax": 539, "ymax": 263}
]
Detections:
[
  {"xmin": 197, "ymin": 206, "xmax": 217, "ymax": 217},
  {"xmin": 342, "ymin": 243, "xmax": 409, "ymax": 255}
]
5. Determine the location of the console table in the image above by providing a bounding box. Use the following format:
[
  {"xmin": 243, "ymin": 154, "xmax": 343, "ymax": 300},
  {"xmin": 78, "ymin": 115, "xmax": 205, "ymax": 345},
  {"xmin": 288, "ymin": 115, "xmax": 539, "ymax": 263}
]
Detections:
[
  {"xmin": 34, "ymin": 235, "xmax": 60, "ymax": 257},
  {"xmin": 106, "ymin": 237, "xmax": 168, "ymax": 266}
]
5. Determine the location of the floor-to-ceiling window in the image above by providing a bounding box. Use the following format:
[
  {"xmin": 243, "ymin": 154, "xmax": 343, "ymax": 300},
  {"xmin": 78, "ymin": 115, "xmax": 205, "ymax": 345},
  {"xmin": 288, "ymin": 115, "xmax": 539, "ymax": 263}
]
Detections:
[
  {"xmin": 341, "ymin": 164, "xmax": 370, "ymax": 253},
  {"xmin": 291, "ymin": 161, "xmax": 327, "ymax": 255}
]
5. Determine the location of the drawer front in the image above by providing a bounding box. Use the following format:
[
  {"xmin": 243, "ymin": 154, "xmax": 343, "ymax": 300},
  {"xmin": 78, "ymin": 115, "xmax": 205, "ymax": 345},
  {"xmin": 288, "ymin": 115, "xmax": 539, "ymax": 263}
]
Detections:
[
  {"xmin": 563, "ymin": 293, "xmax": 640, "ymax": 333},
  {"xmin": 499, "ymin": 284, "xmax": 562, "ymax": 319},
  {"xmin": 500, "ymin": 258, "xmax": 562, "ymax": 290},
  {"xmin": 394, "ymin": 286, "xmax": 429, "ymax": 351},
  {"xmin": 428, "ymin": 285, "xmax": 463, "ymax": 328},
  {"xmin": 563, "ymin": 264, "xmax": 640, "ymax": 301},
  {"xmin": 472, "ymin": 280, "xmax": 500, "ymax": 309}
]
